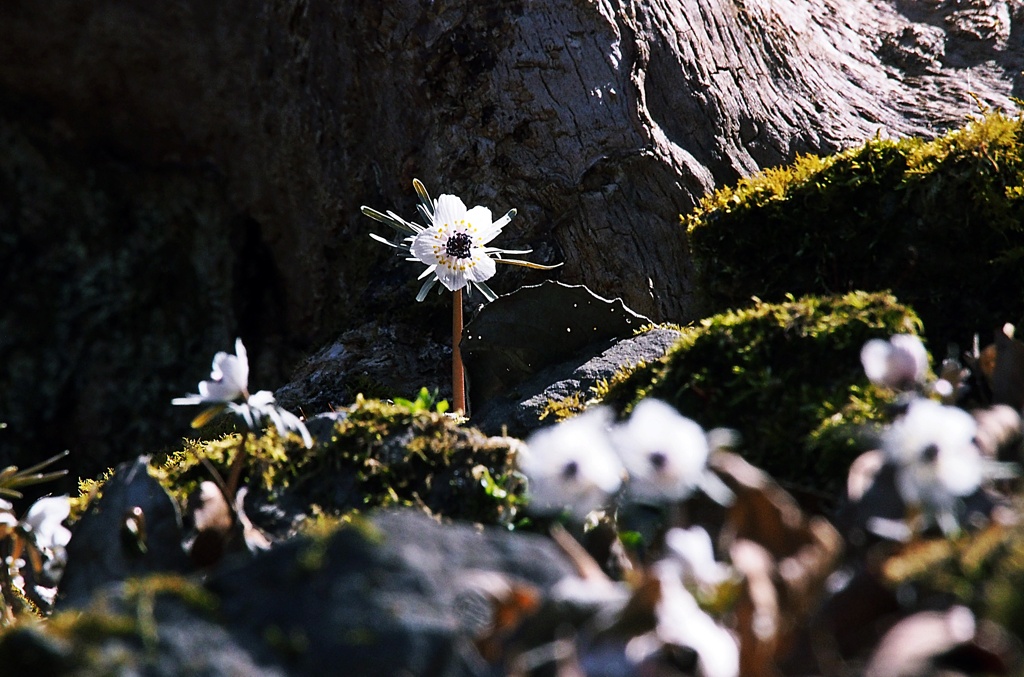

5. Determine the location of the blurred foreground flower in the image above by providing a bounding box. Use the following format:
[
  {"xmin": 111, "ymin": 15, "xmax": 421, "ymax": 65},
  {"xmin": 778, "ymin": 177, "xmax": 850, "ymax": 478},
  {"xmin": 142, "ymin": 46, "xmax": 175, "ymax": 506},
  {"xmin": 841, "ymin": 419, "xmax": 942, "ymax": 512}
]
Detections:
[
  {"xmin": 612, "ymin": 398, "xmax": 735, "ymax": 507},
  {"xmin": 663, "ymin": 525, "xmax": 736, "ymax": 593},
  {"xmin": 882, "ymin": 398, "xmax": 983, "ymax": 535},
  {"xmin": 173, "ymin": 338, "xmax": 312, "ymax": 448},
  {"xmin": 18, "ymin": 496, "xmax": 72, "ymax": 555},
  {"xmin": 518, "ymin": 407, "xmax": 623, "ymax": 519},
  {"xmin": 651, "ymin": 560, "xmax": 740, "ymax": 677}
]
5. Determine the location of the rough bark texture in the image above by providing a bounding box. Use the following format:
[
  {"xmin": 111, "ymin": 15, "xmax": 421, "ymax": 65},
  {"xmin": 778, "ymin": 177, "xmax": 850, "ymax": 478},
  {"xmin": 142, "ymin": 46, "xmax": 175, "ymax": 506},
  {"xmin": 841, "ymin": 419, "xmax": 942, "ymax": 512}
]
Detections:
[{"xmin": 1, "ymin": 0, "xmax": 1022, "ymax": 476}]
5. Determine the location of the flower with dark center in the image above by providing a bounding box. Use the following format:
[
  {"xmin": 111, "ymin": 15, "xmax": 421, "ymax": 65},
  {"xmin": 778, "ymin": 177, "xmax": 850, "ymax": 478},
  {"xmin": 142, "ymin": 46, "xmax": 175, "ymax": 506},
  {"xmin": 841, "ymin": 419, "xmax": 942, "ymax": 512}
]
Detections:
[
  {"xmin": 612, "ymin": 398, "xmax": 733, "ymax": 506},
  {"xmin": 882, "ymin": 398, "xmax": 985, "ymax": 535},
  {"xmin": 518, "ymin": 406, "xmax": 623, "ymax": 519},
  {"xmin": 362, "ymin": 179, "xmax": 561, "ymax": 302}
]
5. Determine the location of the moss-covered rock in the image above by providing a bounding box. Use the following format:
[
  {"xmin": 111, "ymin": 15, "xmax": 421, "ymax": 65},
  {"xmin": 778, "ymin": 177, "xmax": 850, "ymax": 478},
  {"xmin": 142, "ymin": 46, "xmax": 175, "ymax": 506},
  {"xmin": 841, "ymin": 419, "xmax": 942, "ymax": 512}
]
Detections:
[
  {"xmin": 686, "ymin": 111, "xmax": 1024, "ymax": 351},
  {"xmin": 133, "ymin": 394, "xmax": 524, "ymax": 531},
  {"xmin": 597, "ymin": 291, "xmax": 921, "ymax": 498}
]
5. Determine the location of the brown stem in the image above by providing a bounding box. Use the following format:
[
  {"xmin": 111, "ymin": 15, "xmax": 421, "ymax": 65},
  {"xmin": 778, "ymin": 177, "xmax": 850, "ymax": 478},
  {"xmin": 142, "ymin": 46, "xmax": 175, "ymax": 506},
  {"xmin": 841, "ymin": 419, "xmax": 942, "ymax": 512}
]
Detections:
[
  {"xmin": 224, "ymin": 433, "xmax": 249, "ymax": 503},
  {"xmin": 453, "ymin": 288, "xmax": 466, "ymax": 413}
]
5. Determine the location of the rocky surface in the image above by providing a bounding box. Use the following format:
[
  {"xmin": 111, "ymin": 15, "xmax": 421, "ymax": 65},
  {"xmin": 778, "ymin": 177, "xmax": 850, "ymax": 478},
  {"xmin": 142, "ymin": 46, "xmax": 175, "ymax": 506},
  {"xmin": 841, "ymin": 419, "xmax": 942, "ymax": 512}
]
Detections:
[{"xmin": 35, "ymin": 503, "xmax": 577, "ymax": 677}]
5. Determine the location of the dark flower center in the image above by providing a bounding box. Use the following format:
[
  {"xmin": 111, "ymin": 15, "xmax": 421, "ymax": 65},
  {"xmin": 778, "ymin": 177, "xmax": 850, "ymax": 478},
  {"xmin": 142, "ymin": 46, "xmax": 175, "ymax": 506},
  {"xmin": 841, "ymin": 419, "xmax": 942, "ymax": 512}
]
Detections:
[
  {"xmin": 444, "ymin": 232, "xmax": 474, "ymax": 259},
  {"xmin": 921, "ymin": 443, "xmax": 939, "ymax": 463},
  {"xmin": 649, "ymin": 451, "xmax": 668, "ymax": 471},
  {"xmin": 561, "ymin": 461, "xmax": 580, "ymax": 481}
]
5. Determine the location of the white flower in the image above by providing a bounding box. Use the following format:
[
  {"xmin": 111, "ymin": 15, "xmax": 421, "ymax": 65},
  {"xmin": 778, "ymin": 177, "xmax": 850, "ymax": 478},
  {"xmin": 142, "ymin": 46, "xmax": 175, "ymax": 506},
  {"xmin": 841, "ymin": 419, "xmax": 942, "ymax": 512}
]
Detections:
[
  {"xmin": 651, "ymin": 560, "xmax": 740, "ymax": 677},
  {"xmin": 172, "ymin": 337, "xmax": 250, "ymax": 405},
  {"xmin": 230, "ymin": 390, "xmax": 313, "ymax": 449},
  {"xmin": 518, "ymin": 407, "xmax": 624, "ymax": 519},
  {"xmin": 612, "ymin": 399, "xmax": 733, "ymax": 505},
  {"xmin": 861, "ymin": 334, "xmax": 929, "ymax": 390},
  {"xmin": 663, "ymin": 525, "xmax": 734, "ymax": 590},
  {"xmin": 882, "ymin": 398, "xmax": 981, "ymax": 534},
  {"xmin": 20, "ymin": 496, "xmax": 72, "ymax": 553},
  {"xmin": 362, "ymin": 179, "xmax": 559, "ymax": 302},
  {"xmin": 409, "ymin": 194, "xmax": 507, "ymax": 295},
  {"xmin": 173, "ymin": 339, "xmax": 313, "ymax": 448},
  {"xmin": 0, "ymin": 500, "xmax": 17, "ymax": 540}
]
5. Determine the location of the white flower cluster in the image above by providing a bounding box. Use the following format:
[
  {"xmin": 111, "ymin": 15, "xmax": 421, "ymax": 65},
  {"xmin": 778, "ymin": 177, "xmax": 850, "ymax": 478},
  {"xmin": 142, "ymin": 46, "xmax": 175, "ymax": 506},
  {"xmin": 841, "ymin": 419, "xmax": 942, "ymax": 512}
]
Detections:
[
  {"xmin": 861, "ymin": 333, "xmax": 1019, "ymax": 536},
  {"xmin": 172, "ymin": 338, "xmax": 312, "ymax": 448},
  {"xmin": 517, "ymin": 399, "xmax": 734, "ymax": 520}
]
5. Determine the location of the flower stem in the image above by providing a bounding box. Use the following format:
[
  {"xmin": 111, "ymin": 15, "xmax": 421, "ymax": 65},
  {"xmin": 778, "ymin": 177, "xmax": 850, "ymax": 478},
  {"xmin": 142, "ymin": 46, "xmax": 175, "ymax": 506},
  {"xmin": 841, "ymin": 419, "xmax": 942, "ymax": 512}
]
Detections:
[{"xmin": 453, "ymin": 289, "xmax": 466, "ymax": 413}]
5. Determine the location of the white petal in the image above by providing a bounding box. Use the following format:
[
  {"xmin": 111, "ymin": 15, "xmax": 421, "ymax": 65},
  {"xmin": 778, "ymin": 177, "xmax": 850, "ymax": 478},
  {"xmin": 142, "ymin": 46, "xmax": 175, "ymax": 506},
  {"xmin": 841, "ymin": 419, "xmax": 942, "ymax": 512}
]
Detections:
[
  {"xmin": 200, "ymin": 379, "xmax": 244, "ymax": 403},
  {"xmin": 410, "ymin": 230, "xmax": 445, "ymax": 266},
  {"xmin": 860, "ymin": 339, "xmax": 892, "ymax": 385},
  {"xmin": 465, "ymin": 252, "xmax": 496, "ymax": 283},
  {"xmin": 435, "ymin": 265, "xmax": 467, "ymax": 292},
  {"xmin": 464, "ymin": 205, "xmax": 498, "ymax": 243},
  {"xmin": 432, "ymin": 194, "xmax": 468, "ymax": 228},
  {"xmin": 247, "ymin": 390, "xmax": 276, "ymax": 408},
  {"xmin": 22, "ymin": 496, "xmax": 72, "ymax": 551}
]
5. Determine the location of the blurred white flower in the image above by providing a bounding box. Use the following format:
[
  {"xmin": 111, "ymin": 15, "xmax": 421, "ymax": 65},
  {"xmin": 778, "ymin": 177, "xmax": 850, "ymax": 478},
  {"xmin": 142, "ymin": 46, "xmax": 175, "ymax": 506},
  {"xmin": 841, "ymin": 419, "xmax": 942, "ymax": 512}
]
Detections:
[
  {"xmin": 20, "ymin": 495, "xmax": 72, "ymax": 553},
  {"xmin": 663, "ymin": 525, "xmax": 734, "ymax": 591},
  {"xmin": 363, "ymin": 179, "xmax": 559, "ymax": 302},
  {"xmin": 173, "ymin": 339, "xmax": 312, "ymax": 448},
  {"xmin": 651, "ymin": 559, "xmax": 740, "ymax": 677},
  {"xmin": 0, "ymin": 500, "xmax": 17, "ymax": 540},
  {"xmin": 861, "ymin": 334, "xmax": 929, "ymax": 390},
  {"xmin": 518, "ymin": 407, "xmax": 623, "ymax": 519},
  {"xmin": 882, "ymin": 398, "xmax": 981, "ymax": 534},
  {"xmin": 612, "ymin": 399, "xmax": 733, "ymax": 506}
]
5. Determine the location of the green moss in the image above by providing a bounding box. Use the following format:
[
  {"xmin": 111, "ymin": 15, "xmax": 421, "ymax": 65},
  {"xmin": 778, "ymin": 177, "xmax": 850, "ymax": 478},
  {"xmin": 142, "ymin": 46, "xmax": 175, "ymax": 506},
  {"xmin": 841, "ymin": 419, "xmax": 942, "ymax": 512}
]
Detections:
[
  {"xmin": 686, "ymin": 111, "xmax": 1024, "ymax": 350},
  {"xmin": 539, "ymin": 391, "xmax": 591, "ymax": 423},
  {"xmin": 47, "ymin": 610, "xmax": 139, "ymax": 646},
  {"xmin": 598, "ymin": 291, "xmax": 921, "ymax": 497},
  {"xmin": 76, "ymin": 394, "xmax": 524, "ymax": 529},
  {"xmin": 121, "ymin": 574, "xmax": 218, "ymax": 616}
]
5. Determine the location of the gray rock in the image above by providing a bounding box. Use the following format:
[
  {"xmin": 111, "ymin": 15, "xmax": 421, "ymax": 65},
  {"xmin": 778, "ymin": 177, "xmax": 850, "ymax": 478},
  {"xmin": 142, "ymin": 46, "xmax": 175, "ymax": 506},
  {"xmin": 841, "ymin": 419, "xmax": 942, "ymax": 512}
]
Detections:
[
  {"xmin": 56, "ymin": 456, "xmax": 190, "ymax": 609},
  {"xmin": 31, "ymin": 509, "xmax": 576, "ymax": 676},
  {"xmin": 472, "ymin": 327, "xmax": 682, "ymax": 437}
]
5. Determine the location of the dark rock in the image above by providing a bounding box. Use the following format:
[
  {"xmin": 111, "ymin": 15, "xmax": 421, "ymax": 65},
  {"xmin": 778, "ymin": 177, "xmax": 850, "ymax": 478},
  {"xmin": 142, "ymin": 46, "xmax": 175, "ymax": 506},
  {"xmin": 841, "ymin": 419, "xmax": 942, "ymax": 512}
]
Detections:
[
  {"xmin": 38, "ymin": 509, "xmax": 576, "ymax": 676},
  {"xmin": 472, "ymin": 327, "xmax": 683, "ymax": 438},
  {"xmin": 275, "ymin": 321, "xmax": 453, "ymax": 414},
  {"xmin": 56, "ymin": 456, "xmax": 190, "ymax": 609},
  {"xmin": 461, "ymin": 282, "xmax": 653, "ymax": 405}
]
